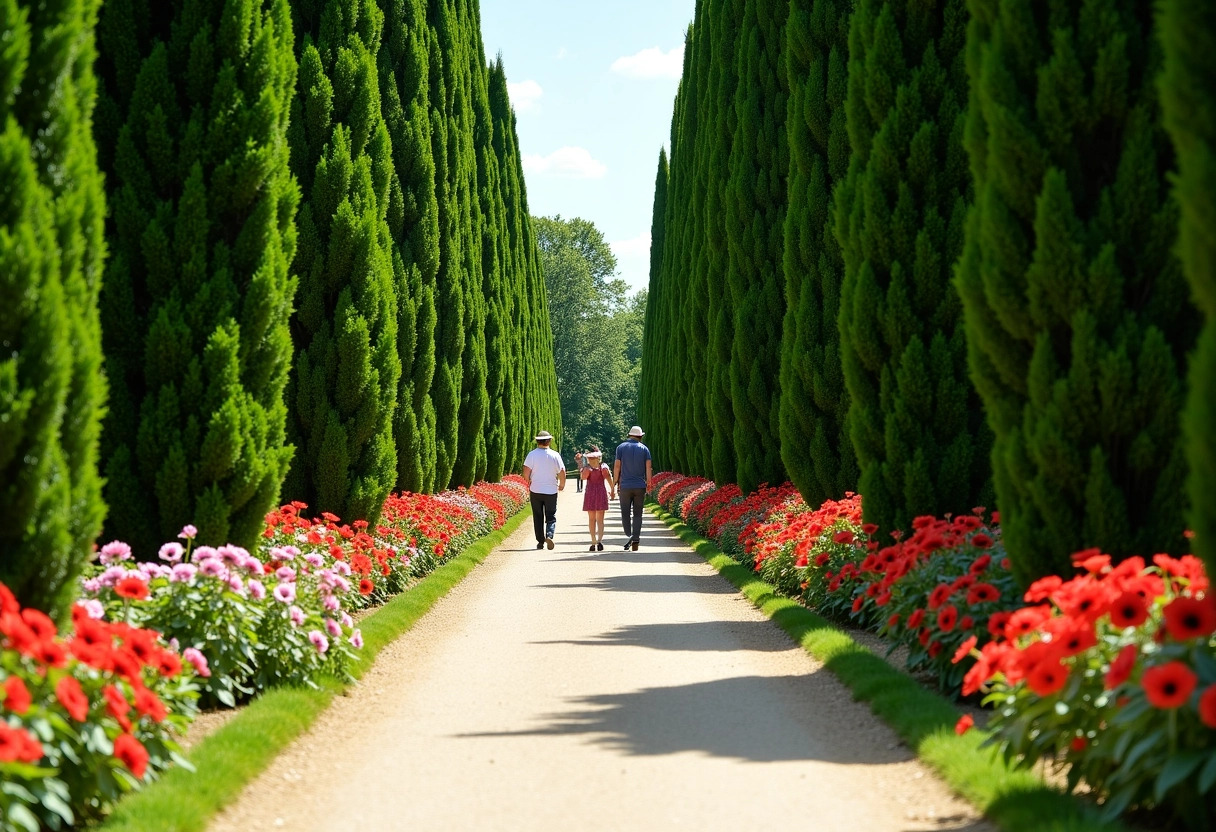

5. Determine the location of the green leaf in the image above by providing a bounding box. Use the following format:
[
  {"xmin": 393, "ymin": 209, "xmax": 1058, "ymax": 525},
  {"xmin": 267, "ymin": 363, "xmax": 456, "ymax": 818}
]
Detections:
[
  {"xmin": 1122, "ymin": 729, "xmax": 1165, "ymax": 771},
  {"xmin": 1155, "ymin": 751, "xmax": 1205, "ymax": 801},
  {"xmin": 7, "ymin": 803, "xmax": 40, "ymax": 832},
  {"xmin": 1199, "ymin": 751, "xmax": 1216, "ymax": 794},
  {"xmin": 38, "ymin": 789, "xmax": 75, "ymax": 824}
]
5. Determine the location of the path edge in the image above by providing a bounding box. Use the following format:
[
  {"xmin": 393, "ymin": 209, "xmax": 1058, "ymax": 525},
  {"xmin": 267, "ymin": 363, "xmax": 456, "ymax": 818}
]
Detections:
[
  {"xmin": 649, "ymin": 502, "xmax": 1127, "ymax": 832},
  {"xmin": 97, "ymin": 506, "xmax": 531, "ymax": 832}
]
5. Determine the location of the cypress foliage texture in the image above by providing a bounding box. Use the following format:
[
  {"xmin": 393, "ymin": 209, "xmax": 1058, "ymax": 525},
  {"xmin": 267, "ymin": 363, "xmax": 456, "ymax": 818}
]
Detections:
[
  {"xmin": 380, "ymin": 0, "xmax": 440, "ymax": 494},
  {"xmin": 638, "ymin": 148, "xmax": 669, "ymax": 464},
  {"xmin": 780, "ymin": 0, "xmax": 857, "ymax": 506},
  {"xmin": 286, "ymin": 0, "xmax": 400, "ymax": 524},
  {"xmin": 959, "ymin": 0, "xmax": 1195, "ymax": 583},
  {"xmin": 1160, "ymin": 0, "xmax": 1216, "ymax": 575},
  {"xmin": 726, "ymin": 0, "xmax": 789, "ymax": 493},
  {"xmin": 96, "ymin": 0, "xmax": 299, "ymax": 554},
  {"xmin": 0, "ymin": 0, "xmax": 107, "ymax": 615},
  {"xmin": 836, "ymin": 0, "xmax": 990, "ymax": 539}
]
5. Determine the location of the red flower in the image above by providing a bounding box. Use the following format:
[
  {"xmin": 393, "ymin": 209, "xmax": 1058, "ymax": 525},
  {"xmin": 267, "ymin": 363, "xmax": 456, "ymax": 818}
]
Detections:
[
  {"xmin": 955, "ymin": 714, "xmax": 974, "ymax": 735},
  {"xmin": 0, "ymin": 723, "xmax": 43, "ymax": 763},
  {"xmin": 928, "ymin": 584, "xmax": 953, "ymax": 610},
  {"xmin": 1024, "ymin": 576, "xmax": 1062, "ymax": 603},
  {"xmin": 1142, "ymin": 661, "xmax": 1198, "ymax": 709},
  {"xmin": 1055, "ymin": 622, "xmax": 1097, "ymax": 657},
  {"xmin": 960, "ymin": 615, "xmax": 974, "ymax": 630},
  {"xmin": 1072, "ymin": 550, "xmax": 1111, "ymax": 573},
  {"xmin": 937, "ymin": 605, "xmax": 959, "ymax": 633},
  {"xmin": 1162, "ymin": 595, "xmax": 1216, "ymax": 641},
  {"xmin": 156, "ymin": 650, "xmax": 182, "ymax": 678},
  {"xmin": 21, "ymin": 608, "xmax": 57, "ymax": 640},
  {"xmin": 833, "ymin": 530, "xmax": 856, "ymax": 545},
  {"xmin": 987, "ymin": 611, "xmax": 1011, "ymax": 639},
  {"xmin": 113, "ymin": 733, "xmax": 150, "ymax": 778},
  {"xmin": 1006, "ymin": 605, "xmax": 1051, "ymax": 637},
  {"xmin": 0, "ymin": 582, "xmax": 18, "ymax": 616},
  {"xmin": 970, "ymin": 533, "xmax": 993, "ymax": 549},
  {"xmin": 1199, "ymin": 684, "xmax": 1216, "ymax": 729},
  {"xmin": 966, "ymin": 583, "xmax": 1000, "ymax": 605},
  {"xmin": 928, "ymin": 640, "xmax": 944, "ymax": 658},
  {"xmin": 1026, "ymin": 658, "xmax": 1069, "ymax": 697},
  {"xmin": 115, "ymin": 576, "xmax": 150, "ymax": 601},
  {"xmin": 103, "ymin": 684, "xmax": 132, "ymax": 731},
  {"xmin": 134, "ymin": 686, "xmax": 167, "ymax": 722},
  {"xmin": 1108, "ymin": 592, "xmax": 1149, "ymax": 629},
  {"xmin": 952, "ymin": 635, "xmax": 978, "ymax": 665},
  {"xmin": 962, "ymin": 659, "xmax": 992, "ymax": 696},
  {"xmin": 359, "ymin": 578, "xmax": 375, "ymax": 596},
  {"xmin": 1105, "ymin": 644, "xmax": 1138, "ymax": 689},
  {"xmin": 862, "ymin": 524, "xmax": 878, "ymax": 536},
  {"xmin": 851, "ymin": 595, "xmax": 864, "ymax": 613},
  {"xmin": 56, "ymin": 676, "xmax": 90, "ymax": 722},
  {"xmin": 3, "ymin": 676, "xmax": 32, "ymax": 714},
  {"xmin": 1070, "ymin": 736, "xmax": 1087, "ymax": 753},
  {"xmin": 907, "ymin": 608, "xmax": 925, "ymax": 630},
  {"xmin": 886, "ymin": 613, "xmax": 901, "ymax": 631},
  {"xmin": 969, "ymin": 554, "xmax": 992, "ymax": 575},
  {"xmin": 813, "ymin": 553, "xmax": 831, "ymax": 567}
]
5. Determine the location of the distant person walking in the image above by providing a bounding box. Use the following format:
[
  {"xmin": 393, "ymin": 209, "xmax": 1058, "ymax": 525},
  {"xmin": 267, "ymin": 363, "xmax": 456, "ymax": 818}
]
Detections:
[
  {"xmin": 523, "ymin": 431, "xmax": 565, "ymax": 550},
  {"xmin": 581, "ymin": 446, "xmax": 615, "ymax": 551},
  {"xmin": 574, "ymin": 452, "xmax": 585, "ymax": 493},
  {"xmin": 613, "ymin": 426, "xmax": 652, "ymax": 551}
]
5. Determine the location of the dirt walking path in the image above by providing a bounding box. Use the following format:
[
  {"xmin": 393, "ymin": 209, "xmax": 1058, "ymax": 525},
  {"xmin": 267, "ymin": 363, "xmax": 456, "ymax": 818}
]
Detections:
[{"xmin": 210, "ymin": 488, "xmax": 991, "ymax": 832}]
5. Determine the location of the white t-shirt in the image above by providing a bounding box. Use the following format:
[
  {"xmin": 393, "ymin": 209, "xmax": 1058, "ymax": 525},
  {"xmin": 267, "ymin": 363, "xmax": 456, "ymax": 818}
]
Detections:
[{"xmin": 524, "ymin": 447, "xmax": 564, "ymax": 495}]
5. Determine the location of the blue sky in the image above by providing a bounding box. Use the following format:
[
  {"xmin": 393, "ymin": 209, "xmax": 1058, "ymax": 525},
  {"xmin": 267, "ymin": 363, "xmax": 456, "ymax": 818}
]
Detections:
[{"xmin": 480, "ymin": 0, "xmax": 697, "ymax": 294}]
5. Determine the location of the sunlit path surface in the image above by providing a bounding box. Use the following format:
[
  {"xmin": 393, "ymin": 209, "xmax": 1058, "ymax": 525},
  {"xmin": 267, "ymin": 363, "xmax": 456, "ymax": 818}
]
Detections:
[{"xmin": 210, "ymin": 489, "xmax": 990, "ymax": 831}]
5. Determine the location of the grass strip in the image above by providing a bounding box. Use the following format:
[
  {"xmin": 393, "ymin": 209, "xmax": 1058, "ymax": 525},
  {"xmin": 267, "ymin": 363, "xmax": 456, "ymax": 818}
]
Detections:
[
  {"xmin": 650, "ymin": 503, "xmax": 1129, "ymax": 832},
  {"xmin": 98, "ymin": 507, "xmax": 530, "ymax": 832}
]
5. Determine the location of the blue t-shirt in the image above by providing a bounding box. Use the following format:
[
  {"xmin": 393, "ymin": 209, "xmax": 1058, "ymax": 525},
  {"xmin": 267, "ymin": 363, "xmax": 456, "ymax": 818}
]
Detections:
[{"xmin": 615, "ymin": 440, "xmax": 651, "ymax": 489}]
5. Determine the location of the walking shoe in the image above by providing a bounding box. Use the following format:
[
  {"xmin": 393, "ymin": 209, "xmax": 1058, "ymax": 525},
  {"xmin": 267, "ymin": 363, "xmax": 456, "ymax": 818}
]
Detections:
[
  {"xmin": 631, "ymin": 540, "xmax": 639, "ymax": 551},
  {"xmin": 546, "ymin": 536, "xmax": 554, "ymax": 550},
  {"xmin": 536, "ymin": 542, "xmax": 544, "ymax": 550},
  {"xmin": 597, "ymin": 542, "xmax": 604, "ymax": 551},
  {"xmin": 588, "ymin": 544, "xmax": 596, "ymax": 551},
  {"xmin": 622, "ymin": 541, "xmax": 631, "ymax": 551}
]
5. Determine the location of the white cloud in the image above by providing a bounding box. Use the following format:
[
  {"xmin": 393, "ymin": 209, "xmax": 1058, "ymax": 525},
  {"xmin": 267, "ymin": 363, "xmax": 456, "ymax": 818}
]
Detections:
[
  {"xmin": 522, "ymin": 147, "xmax": 608, "ymax": 180},
  {"xmin": 556, "ymin": 46, "xmax": 568, "ymax": 60},
  {"xmin": 610, "ymin": 45, "xmax": 685, "ymax": 80},
  {"xmin": 611, "ymin": 231, "xmax": 652, "ymax": 259},
  {"xmin": 507, "ymin": 79, "xmax": 544, "ymax": 112}
]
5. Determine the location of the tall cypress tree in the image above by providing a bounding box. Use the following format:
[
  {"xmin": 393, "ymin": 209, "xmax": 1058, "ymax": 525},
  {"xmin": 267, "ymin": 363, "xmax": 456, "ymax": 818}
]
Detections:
[
  {"xmin": 780, "ymin": 0, "xmax": 856, "ymax": 506},
  {"xmin": 639, "ymin": 148, "xmax": 669, "ymax": 463},
  {"xmin": 959, "ymin": 0, "xmax": 1194, "ymax": 582},
  {"xmin": 1, "ymin": 0, "xmax": 107, "ymax": 615},
  {"xmin": 706, "ymin": 0, "xmax": 744, "ymax": 485},
  {"xmin": 726, "ymin": 0, "xmax": 789, "ymax": 493},
  {"xmin": 1160, "ymin": 0, "xmax": 1216, "ymax": 575},
  {"xmin": 836, "ymin": 0, "xmax": 988, "ymax": 539},
  {"xmin": 97, "ymin": 0, "xmax": 299, "ymax": 554},
  {"xmin": 380, "ymin": 0, "xmax": 440, "ymax": 494},
  {"xmin": 427, "ymin": 0, "xmax": 469, "ymax": 489},
  {"xmin": 286, "ymin": 0, "xmax": 400, "ymax": 523}
]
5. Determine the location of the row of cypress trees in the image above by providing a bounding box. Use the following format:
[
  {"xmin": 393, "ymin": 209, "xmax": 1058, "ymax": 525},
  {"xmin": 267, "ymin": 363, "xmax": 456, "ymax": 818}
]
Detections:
[
  {"xmin": 0, "ymin": 0, "xmax": 560, "ymax": 616},
  {"xmin": 639, "ymin": 0, "xmax": 1213, "ymax": 584}
]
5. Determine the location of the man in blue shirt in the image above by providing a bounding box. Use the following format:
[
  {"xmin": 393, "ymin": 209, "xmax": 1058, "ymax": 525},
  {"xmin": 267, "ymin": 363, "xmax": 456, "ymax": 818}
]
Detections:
[{"xmin": 613, "ymin": 426, "xmax": 652, "ymax": 551}]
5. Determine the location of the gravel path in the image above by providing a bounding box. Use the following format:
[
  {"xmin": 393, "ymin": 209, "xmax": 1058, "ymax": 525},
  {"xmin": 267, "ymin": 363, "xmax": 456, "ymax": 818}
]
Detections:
[{"xmin": 210, "ymin": 488, "xmax": 992, "ymax": 832}]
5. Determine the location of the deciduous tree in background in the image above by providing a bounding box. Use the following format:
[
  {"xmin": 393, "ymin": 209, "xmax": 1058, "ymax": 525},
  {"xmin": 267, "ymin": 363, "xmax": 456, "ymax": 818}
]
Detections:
[
  {"xmin": 0, "ymin": 0, "xmax": 107, "ymax": 617},
  {"xmin": 1160, "ymin": 0, "xmax": 1216, "ymax": 577},
  {"xmin": 97, "ymin": 0, "xmax": 299, "ymax": 554},
  {"xmin": 959, "ymin": 0, "xmax": 1195, "ymax": 583},
  {"xmin": 836, "ymin": 0, "xmax": 989, "ymax": 540}
]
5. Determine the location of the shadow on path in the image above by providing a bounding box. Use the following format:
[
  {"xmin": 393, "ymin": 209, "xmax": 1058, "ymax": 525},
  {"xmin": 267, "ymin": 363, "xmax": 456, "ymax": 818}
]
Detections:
[
  {"xmin": 534, "ymin": 620, "xmax": 797, "ymax": 652},
  {"xmin": 531, "ymin": 574, "xmax": 737, "ymax": 595},
  {"xmin": 458, "ymin": 674, "xmax": 903, "ymax": 765}
]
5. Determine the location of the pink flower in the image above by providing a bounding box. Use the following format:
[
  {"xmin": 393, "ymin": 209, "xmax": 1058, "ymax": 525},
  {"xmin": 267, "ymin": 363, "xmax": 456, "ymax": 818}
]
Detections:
[
  {"xmin": 303, "ymin": 553, "xmax": 324, "ymax": 569},
  {"xmin": 99, "ymin": 565, "xmax": 126, "ymax": 587},
  {"xmin": 82, "ymin": 599, "xmax": 105, "ymax": 619},
  {"xmin": 324, "ymin": 618, "xmax": 341, "ymax": 638},
  {"xmin": 289, "ymin": 606, "xmax": 306, "ymax": 627},
  {"xmin": 323, "ymin": 594, "xmax": 340, "ymax": 612},
  {"xmin": 274, "ymin": 583, "xmax": 297, "ymax": 604},
  {"xmin": 192, "ymin": 545, "xmax": 218, "ymax": 563},
  {"xmin": 349, "ymin": 629, "xmax": 363, "ymax": 649},
  {"xmin": 247, "ymin": 580, "xmax": 266, "ymax": 601},
  {"xmin": 171, "ymin": 563, "xmax": 198, "ymax": 583},
  {"xmin": 198, "ymin": 558, "xmax": 227, "ymax": 579},
  {"xmin": 182, "ymin": 647, "xmax": 211, "ymax": 677},
  {"xmin": 227, "ymin": 575, "xmax": 243, "ymax": 593},
  {"xmin": 241, "ymin": 555, "xmax": 265, "ymax": 575},
  {"xmin": 100, "ymin": 541, "xmax": 132, "ymax": 565},
  {"xmin": 81, "ymin": 578, "xmax": 102, "ymax": 594},
  {"xmin": 308, "ymin": 630, "xmax": 329, "ymax": 654},
  {"xmin": 340, "ymin": 612, "xmax": 353, "ymax": 628},
  {"xmin": 158, "ymin": 542, "xmax": 185, "ymax": 563},
  {"xmin": 179, "ymin": 525, "xmax": 198, "ymax": 540},
  {"xmin": 332, "ymin": 560, "xmax": 351, "ymax": 577},
  {"xmin": 275, "ymin": 566, "xmax": 296, "ymax": 582},
  {"xmin": 218, "ymin": 545, "xmax": 247, "ymax": 566}
]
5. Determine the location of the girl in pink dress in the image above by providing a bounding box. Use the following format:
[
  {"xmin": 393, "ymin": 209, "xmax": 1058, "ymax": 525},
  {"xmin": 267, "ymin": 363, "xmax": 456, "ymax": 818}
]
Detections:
[{"xmin": 581, "ymin": 447, "xmax": 615, "ymax": 551}]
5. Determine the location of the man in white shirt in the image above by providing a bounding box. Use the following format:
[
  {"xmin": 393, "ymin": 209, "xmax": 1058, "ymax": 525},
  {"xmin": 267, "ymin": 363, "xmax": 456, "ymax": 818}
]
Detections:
[{"xmin": 523, "ymin": 431, "xmax": 566, "ymax": 549}]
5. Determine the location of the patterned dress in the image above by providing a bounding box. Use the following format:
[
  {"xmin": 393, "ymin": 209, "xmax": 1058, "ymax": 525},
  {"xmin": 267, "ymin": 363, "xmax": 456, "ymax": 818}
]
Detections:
[{"xmin": 582, "ymin": 466, "xmax": 609, "ymax": 512}]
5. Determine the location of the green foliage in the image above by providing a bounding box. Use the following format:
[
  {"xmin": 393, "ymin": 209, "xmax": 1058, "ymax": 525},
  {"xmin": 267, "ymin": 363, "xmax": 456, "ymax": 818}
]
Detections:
[
  {"xmin": 836, "ymin": 0, "xmax": 990, "ymax": 540},
  {"xmin": 638, "ymin": 149, "xmax": 668, "ymax": 467},
  {"xmin": 285, "ymin": 0, "xmax": 400, "ymax": 524},
  {"xmin": 97, "ymin": 0, "xmax": 299, "ymax": 555},
  {"xmin": 725, "ymin": 0, "xmax": 788, "ymax": 493},
  {"xmin": 780, "ymin": 0, "xmax": 857, "ymax": 506},
  {"xmin": 379, "ymin": 0, "xmax": 440, "ymax": 495},
  {"xmin": 958, "ymin": 0, "xmax": 1195, "ymax": 584},
  {"xmin": 536, "ymin": 215, "xmax": 641, "ymax": 459},
  {"xmin": 1159, "ymin": 0, "xmax": 1216, "ymax": 577},
  {"xmin": 0, "ymin": 0, "xmax": 107, "ymax": 617}
]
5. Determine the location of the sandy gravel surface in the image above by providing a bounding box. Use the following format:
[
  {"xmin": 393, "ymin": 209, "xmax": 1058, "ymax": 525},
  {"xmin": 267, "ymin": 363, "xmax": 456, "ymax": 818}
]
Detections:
[{"xmin": 210, "ymin": 488, "xmax": 992, "ymax": 832}]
